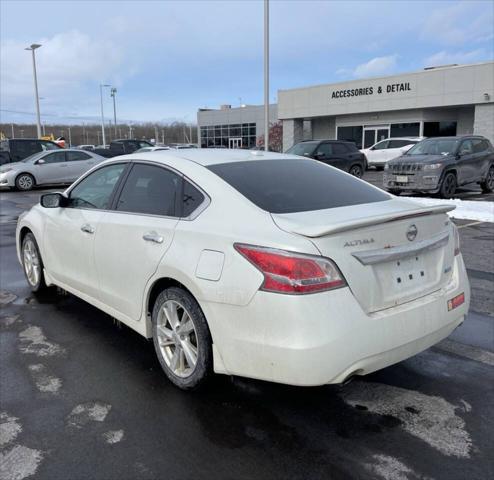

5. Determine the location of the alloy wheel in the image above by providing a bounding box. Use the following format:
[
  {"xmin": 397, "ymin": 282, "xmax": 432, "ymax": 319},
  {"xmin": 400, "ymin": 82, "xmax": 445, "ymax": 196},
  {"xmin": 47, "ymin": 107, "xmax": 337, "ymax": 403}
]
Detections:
[
  {"xmin": 17, "ymin": 175, "xmax": 34, "ymax": 191},
  {"xmin": 443, "ymin": 174, "xmax": 456, "ymax": 197},
  {"xmin": 23, "ymin": 238, "xmax": 40, "ymax": 287},
  {"xmin": 349, "ymin": 165, "xmax": 363, "ymax": 178},
  {"xmin": 487, "ymin": 168, "xmax": 494, "ymax": 189},
  {"xmin": 156, "ymin": 300, "xmax": 198, "ymax": 378}
]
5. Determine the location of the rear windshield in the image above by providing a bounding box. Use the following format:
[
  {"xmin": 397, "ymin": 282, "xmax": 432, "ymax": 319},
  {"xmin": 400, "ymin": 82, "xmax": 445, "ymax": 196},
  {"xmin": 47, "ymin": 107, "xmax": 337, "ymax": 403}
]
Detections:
[{"xmin": 208, "ymin": 159, "xmax": 389, "ymax": 214}]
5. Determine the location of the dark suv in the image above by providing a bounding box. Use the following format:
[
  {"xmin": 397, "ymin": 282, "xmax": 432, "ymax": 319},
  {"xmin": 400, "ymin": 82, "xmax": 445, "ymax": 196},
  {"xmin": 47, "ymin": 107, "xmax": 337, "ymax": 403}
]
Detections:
[
  {"xmin": 0, "ymin": 139, "xmax": 61, "ymax": 165},
  {"xmin": 286, "ymin": 140, "xmax": 367, "ymax": 178},
  {"xmin": 384, "ymin": 136, "xmax": 494, "ymax": 198}
]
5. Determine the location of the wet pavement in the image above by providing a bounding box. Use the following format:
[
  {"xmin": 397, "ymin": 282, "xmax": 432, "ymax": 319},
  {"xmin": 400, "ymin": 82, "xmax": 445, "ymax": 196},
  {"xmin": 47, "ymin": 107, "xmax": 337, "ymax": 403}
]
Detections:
[{"xmin": 1, "ymin": 184, "xmax": 493, "ymax": 480}]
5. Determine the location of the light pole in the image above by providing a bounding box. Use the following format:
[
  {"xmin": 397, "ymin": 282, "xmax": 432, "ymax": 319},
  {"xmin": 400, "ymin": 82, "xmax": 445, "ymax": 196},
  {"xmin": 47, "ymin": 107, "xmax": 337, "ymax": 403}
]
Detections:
[
  {"xmin": 99, "ymin": 83, "xmax": 111, "ymax": 147},
  {"xmin": 264, "ymin": 0, "xmax": 269, "ymax": 151},
  {"xmin": 11, "ymin": 124, "xmax": 14, "ymax": 139},
  {"xmin": 25, "ymin": 44, "xmax": 42, "ymax": 138},
  {"xmin": 110, "ymin": 87, "xmax": 117, "ymax": 137}
]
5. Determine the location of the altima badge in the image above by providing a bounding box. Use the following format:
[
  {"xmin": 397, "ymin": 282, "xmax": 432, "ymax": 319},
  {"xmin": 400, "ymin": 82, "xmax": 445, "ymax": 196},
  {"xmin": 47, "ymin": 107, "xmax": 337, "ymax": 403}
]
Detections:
[{"xmin": 406, "ymin": 224, "xmax": 418, "ymax": 241}]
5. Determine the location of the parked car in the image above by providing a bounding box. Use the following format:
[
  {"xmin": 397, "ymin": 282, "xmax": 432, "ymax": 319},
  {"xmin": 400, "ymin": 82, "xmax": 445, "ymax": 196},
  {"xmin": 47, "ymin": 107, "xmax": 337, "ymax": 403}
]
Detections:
[
  {"xmin": 134, "ymin": 146, "xmax": 171, "ymax": 153},
  {"xmin": 361, "ymin": 137, "xmax": 423, "ymax": 169},
  {"xmin": 0, "ymin": 149, "xmax": 105, "ymax": 191},
  {"xmin": 0, "ymin": 138, "xmax": 62, "ymax": 165},
  {"xmin": 17, "ymin": 149, "xmax": 469, "ymax": 390},
  {"xmin": 384, "ymin": 136, "xmax": 494, "ymax": 197},
  {"xmin": 286, "ymin": 140, "xmax": 366, "ymax": 177},
  {"xmin": 93, "ymin": 139, "xmax": 154, "ymax": 158},
  {"xmin": 77, "ymin": 144, "xmax": 96, "ymax": 151}
]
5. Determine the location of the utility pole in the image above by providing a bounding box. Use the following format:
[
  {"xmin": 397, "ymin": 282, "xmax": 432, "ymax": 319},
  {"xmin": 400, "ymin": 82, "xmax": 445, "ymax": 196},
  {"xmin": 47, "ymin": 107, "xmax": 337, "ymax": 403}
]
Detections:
[
  {"xmin": 110, "ymin": 87, "xmax": 117, "ymax": 137},
  {"xmin": 68, "ymin": 127, "xmax": 72, "ymax": 147},
  {"xmin": 25, "ymin": 44, "xmax": 42, "ymax": 138},
  {"xmin": 99, "ymin": 83, "xmax": 111, "ymax": 147},
  {"xmin": 264, "ymin": 0, "xmax": 269, "ymax": 151},
  {"xmin": 162, "ymin": 129, "xmax": 165, "ymax": 144},
  {"xmin": 11, "ymin": 124, "xmax": 14, "ymax": 138},
  {"xmin": 128, "ymin": 124, "xmax": 133, "ymax": 138}
]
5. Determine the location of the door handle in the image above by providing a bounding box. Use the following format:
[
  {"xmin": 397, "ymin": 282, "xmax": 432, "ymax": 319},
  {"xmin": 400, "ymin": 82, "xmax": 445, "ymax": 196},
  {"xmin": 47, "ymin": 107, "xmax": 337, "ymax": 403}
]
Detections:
[
  {"xmin": 81, "ymin": 224, "xmax": 95, "ymax": 234},
  {"xmin": 143, "ymin": 231, "xmax": 164, "ymax": 244}
]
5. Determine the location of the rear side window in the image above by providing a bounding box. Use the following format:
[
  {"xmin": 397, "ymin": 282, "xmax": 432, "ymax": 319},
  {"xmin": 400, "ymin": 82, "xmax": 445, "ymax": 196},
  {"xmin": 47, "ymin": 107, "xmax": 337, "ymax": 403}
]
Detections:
[
  {"xmin": 67, "ymin": 151, "xmax": 91, "ymax": 161},
  {"xmin": 116, "ymin": 163, "xmax": 180, "ymax": 216},
  {"xmin": 208, "ymin": 159, "xmax": 389, "ymax": 214},
  {"xmin": 388, "ymin": 140, "xmax": 414, "ymax": 148},
  {"xmin": 333, "ymin": 143, "xmax": 349, "ymax": 154},
  {"xmin": 182, "ymin": 181, "xmax": 205, "ymax": 217}
]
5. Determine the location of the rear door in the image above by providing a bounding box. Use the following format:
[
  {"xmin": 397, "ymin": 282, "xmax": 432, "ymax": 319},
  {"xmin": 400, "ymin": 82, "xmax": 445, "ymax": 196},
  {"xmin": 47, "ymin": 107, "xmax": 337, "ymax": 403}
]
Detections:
[
  {"xmin": 94, "ymin": 162, "xmax": 181, "ymax": 320},
  {"xmin": 66, "ymin": 150, "xmax": 96, "ymax": 181},
  {"xmin": 36, "ymin": 151, "xmax": 69, "ymax": 184},
  {"xmin": 331, "ymin": 142, "xmax": 355, "ymax": 171}
]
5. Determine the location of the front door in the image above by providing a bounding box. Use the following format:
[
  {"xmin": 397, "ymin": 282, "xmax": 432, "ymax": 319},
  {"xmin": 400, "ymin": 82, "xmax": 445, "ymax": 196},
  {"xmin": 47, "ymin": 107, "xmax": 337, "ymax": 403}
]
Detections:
[
  {"xmin": 36, "ymin": 151, "xmax": 70, "ymax": 184},
  {"xmin": 229, "ymin": 138, "xmax": 242, "ymax": 149},
  {"xmin": 43, "ymin": 163, "xmax": 127, "ymax": 298},
  {"xmin": 94, "ymin": 163, "xmax": 180, "ymax": 321},
  {"xmin": 363, "ymin": 126, "xmax": 390, "ymax": 149}
]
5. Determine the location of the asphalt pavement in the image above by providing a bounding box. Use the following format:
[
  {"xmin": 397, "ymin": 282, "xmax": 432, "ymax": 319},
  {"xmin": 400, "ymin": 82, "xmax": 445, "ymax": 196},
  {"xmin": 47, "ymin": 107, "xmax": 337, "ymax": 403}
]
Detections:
[{"xmin": 1, "ymin": 174, "xmax": 493, "ymax": 480}]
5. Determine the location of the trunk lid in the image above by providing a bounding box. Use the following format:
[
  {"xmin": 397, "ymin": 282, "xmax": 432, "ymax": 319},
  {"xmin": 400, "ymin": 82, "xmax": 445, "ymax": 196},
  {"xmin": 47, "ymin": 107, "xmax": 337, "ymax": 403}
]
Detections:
[{"xmin": 272, "ymin": 198, "xmax": 456, "ymax": 313}]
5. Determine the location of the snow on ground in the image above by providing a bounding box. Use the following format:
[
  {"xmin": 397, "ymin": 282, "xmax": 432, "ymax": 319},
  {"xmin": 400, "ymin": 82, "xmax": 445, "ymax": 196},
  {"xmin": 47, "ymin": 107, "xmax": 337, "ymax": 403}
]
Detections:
[{"xmin": 402, "ymin": 197, "xmax": 494, "ymax": 222}]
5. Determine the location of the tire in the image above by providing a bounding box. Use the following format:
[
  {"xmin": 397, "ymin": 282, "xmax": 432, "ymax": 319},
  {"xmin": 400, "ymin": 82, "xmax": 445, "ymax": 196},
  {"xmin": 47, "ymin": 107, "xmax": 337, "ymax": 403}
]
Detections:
[
  {"xmin": 152, "ymin": 287, "xmax": 212, "ymax": 390},
  {"xmin": 349, "ymin": 164, "xmax": 363, "ymax": 178},
  {"xmin": 439, "ymin": 172, "xmax": 457, "ymax": 198},
  {"xmin": 15, "ymin": 173, "xmax": 35, "ymax": 191},
  {"xmin": 21, "ymin": 232, "xmax": 48, "ymax": 293},
  {"xmin": 480, "ymin": 165, "xmax": 494, "ymax": 193},
  {"xmin": 387, "ymin": 189, "xmax": 402, "ymax": 196}
]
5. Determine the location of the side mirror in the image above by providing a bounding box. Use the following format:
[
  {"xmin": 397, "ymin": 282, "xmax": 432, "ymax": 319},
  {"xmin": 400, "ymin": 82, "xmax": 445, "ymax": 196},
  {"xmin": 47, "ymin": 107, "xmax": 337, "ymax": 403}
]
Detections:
[
  {"xmin": 36, "ymin": 159, "xmax": 46, "ymax": 165},
  {"xmin": 313, "ymin": 153, "xmax": 323, "ymax": 160},
  {"xmin": 40, "ymin": 192, "xmax": 67, "ymax": 208}
]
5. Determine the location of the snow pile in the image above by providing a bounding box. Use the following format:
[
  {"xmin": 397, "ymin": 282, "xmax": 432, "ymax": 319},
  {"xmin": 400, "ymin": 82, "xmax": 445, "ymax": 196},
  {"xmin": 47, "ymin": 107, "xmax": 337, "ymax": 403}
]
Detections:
[{"xmin": 402, "ymin": 197, "xmax": 494, "ymax": 223}]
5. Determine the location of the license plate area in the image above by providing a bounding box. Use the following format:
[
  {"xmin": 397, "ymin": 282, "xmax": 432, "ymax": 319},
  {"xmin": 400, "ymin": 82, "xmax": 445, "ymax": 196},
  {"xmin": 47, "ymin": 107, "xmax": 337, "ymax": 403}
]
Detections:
[
  {"xmin": 395, "ymin": 175, "xmax": 409, "ymax": 183},
  {"xmin": 392, "ymin": 255, "xmax": 426, "ymax": 292}
]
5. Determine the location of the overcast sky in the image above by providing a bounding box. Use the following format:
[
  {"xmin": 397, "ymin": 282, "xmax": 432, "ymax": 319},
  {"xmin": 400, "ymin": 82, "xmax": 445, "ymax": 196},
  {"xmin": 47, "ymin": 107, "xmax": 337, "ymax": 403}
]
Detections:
[{"xmin": 1, "ymin": 0, "xmax": 493, "ymax": 125}]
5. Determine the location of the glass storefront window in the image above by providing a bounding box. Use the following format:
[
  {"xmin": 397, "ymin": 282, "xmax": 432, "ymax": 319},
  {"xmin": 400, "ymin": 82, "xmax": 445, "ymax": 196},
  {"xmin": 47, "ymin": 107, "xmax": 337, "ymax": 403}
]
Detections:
[
  {"xmin": 390, "ymin": 123, "xmax": 420, "ymax": 137},
  {"xmin": 337, "ymin": 126, "xmax": 363, "ymax": 149},
  {"xmin": 198, "ymin": 123, "xmax": 257, "ymax": 148},
  {"xmin": 423, "ymin": 122, "xmax": 457, "ymax": 137}
]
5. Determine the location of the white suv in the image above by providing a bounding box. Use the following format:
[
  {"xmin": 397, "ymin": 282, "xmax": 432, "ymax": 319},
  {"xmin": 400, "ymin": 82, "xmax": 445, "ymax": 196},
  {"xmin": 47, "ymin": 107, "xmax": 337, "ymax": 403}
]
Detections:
[{"xmin": 362, "ymin": 137, "xmax": 424, "ymax": 169}]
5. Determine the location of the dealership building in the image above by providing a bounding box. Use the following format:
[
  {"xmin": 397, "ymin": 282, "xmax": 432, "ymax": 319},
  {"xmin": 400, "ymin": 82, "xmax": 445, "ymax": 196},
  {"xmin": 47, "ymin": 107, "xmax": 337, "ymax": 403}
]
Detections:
[{"xmin": 197, "ymin": 62, "xmax": 494, "ymax": 151}]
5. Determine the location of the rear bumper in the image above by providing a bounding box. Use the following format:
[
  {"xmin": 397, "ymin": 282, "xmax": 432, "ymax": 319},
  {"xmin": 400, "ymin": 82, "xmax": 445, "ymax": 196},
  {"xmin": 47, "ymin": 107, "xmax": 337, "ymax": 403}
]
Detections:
[{"xmin": 203, "ymin": 255, "xmax": 470, "ymax": 386}]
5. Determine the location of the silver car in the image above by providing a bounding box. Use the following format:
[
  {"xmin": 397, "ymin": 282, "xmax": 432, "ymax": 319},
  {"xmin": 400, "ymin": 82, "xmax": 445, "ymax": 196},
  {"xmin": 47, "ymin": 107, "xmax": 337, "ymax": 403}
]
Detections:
[{"xmin": 0, "ymin": 149, "xmax": 105, "ymax": 191}]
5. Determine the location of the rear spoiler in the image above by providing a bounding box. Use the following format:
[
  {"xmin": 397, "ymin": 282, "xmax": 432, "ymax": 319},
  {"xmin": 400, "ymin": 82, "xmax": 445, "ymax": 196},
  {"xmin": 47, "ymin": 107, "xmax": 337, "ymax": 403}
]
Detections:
[{"xmin": 272, "ymin": 205, "xmax": 455, "ymax": 238}]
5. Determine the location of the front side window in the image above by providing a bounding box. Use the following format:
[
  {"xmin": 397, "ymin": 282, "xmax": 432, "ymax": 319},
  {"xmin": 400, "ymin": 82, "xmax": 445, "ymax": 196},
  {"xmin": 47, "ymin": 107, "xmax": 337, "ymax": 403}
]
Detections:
[
  {"xmin": 388, "ymin": 140, "xmax": 415, "ymax": 148},
  {"xmin": 69, "ymin": 163, "xmax": 125, "ymax": 209},
  {"xmin": 459, "ymin": 140, "xmax": 474, "ymax": 155},
  {"xmin": 115, "ymin": 163, "xmax": 180, "ymax": 216},
  {"xmin": 208, "ymin": 159, "xmax": 389, "ymax": 214},
  {"xmin": 314, "ymin": 143, "xmax": 332, "ymax": 157},
  {"xmin": 372, "ymin": 141, "xmax": 389, "ymax": 150},
  {"xmin": 43, "ymin": 151, "xmax": 66, "ymax": 164},
  {"xmin": 67, "ymin": 151, "xmax": 91, "ymax": 161}
]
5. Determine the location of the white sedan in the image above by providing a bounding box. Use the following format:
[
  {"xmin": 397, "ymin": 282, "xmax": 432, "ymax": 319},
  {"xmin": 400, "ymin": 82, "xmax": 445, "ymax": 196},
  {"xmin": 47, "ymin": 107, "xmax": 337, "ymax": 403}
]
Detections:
[
  {"xmin": 16, "ymin": 149, "xmax": 469, "ymax": 389},
  {"xmin": 362, "ymin": 137, "xmax": 423, "ymax": 169}
]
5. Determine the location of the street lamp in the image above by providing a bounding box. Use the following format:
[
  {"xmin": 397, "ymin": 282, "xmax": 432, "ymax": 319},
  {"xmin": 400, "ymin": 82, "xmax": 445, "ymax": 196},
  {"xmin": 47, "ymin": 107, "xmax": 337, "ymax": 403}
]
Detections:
[
  {"xmin": 264, "ymin": 0, "xmax": 269, "ymax": 151},
  {"xmin": 99, "ymin": 83, "xmax": 111, "ymax": 147},
  {"xmin": 110, "ymin": 88, "xmax": 118, "ymax": 137},
  {"xmin": 25, "ymin": 44, "xmax": 42, "ymax": 138}
]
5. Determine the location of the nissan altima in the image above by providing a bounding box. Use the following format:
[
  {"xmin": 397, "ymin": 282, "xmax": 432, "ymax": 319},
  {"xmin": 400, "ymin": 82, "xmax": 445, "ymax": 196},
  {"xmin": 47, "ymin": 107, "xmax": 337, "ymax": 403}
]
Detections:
[{"xmin": 16, "ymin": 149, "xmax": 470, "ymax": 389}]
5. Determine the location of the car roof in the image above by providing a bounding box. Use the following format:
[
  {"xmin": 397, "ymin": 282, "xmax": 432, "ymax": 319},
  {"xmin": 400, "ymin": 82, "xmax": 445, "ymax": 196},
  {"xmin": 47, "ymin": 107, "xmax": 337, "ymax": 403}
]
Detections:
[{"xmin": 121, "ymin": 148, "xmax": 299, "ymax": 167}]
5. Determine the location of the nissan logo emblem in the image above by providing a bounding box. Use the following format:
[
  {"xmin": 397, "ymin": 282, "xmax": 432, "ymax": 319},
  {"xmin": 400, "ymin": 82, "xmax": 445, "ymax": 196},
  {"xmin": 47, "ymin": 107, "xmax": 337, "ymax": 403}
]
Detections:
[{"xmin": 407, "ymin": 224, "xmax": 418, "ymax": 242}]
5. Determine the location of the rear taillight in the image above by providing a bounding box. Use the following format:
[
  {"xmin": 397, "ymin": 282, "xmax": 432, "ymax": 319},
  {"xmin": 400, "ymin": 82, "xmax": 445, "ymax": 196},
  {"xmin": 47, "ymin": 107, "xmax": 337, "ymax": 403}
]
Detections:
[
  {"xmin": 453, "ymin": 225, "xmax": 460, "ymax": 256},
  {"xmin": 234, "ymin": 244, "xmax": 346, "ymax": 294}
]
